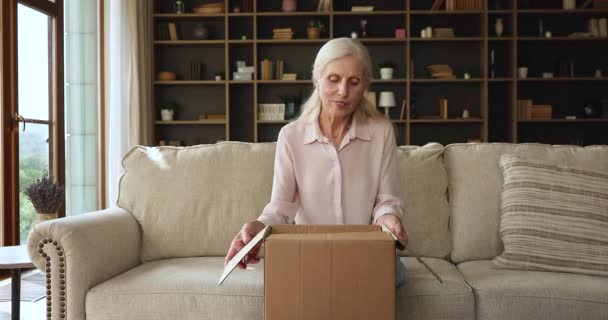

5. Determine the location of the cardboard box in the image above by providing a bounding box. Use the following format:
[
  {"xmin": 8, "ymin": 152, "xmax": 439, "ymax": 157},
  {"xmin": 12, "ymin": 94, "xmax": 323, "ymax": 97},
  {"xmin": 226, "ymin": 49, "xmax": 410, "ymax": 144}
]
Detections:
[{"xmin": 220, "ymin": 225, "xmax": 403, "ymax": 320}]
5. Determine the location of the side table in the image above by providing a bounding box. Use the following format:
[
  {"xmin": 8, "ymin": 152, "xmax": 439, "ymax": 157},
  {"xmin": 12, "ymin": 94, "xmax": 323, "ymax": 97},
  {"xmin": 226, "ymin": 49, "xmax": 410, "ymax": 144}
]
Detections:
[{"xmin": 0, "ymin": 245, "xmax": 35, "ymax": 320}]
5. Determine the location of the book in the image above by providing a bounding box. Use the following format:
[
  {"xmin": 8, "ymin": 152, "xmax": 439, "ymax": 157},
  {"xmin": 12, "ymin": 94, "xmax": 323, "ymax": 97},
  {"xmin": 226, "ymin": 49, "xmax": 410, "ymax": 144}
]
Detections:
[
  {"xmin": 400, "ymin": 99, "xmax": 407, "ymax": 120},
  {"xmin": 168, "ymin": 23, "xmax": 178, "ymax": 41},
  {"xmin": 351, "ymin": 6, "xmax": 374, "ymax": 11},
  {"xmin": 439, "ymin": 98, "xmax": 448, "ymax": 119}
]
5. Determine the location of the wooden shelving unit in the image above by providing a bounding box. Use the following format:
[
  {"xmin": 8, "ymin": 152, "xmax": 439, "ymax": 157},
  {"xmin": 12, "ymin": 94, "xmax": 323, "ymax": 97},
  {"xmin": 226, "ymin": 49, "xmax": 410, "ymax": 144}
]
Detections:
[{"xmin": 151, "ymin": 0, "xmax": 608, "ymax": 146}]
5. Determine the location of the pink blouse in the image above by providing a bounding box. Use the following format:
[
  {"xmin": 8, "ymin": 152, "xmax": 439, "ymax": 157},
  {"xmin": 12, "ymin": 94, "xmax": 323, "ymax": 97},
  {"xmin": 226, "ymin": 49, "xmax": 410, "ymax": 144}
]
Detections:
[{"xmin": 256, "ymin": 116, "xmax": 404, "ymax": 226}]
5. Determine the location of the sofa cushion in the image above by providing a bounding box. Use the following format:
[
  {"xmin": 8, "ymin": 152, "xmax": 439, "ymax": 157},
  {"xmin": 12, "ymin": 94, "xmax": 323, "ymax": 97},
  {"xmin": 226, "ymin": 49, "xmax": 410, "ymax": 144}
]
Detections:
[
  {"xmin": 86, "ymin": 257, "xmax": 474, "ymax": 320},
  {"xmin": 458, "ymin": 260, "xmax": 608, "ymax": 320},
  {"xmin": 85, "ymin": 257, "xmax": 264, "ymax": 320},
  {"xmin": 397, "ymin": 143, "xmax": 451, "ymax": 259},
  {"xmin": 117, "ymin": 142, "xmax": 276, "ymax": 261},
  {"xmin": 445, "ymin": 143, "xmax": 608, "ymax": 263},
  {"xmin": 398, "ymin": 257, "xmax": 474, "ymax": 320},
  {"xmin": 494, "ymin": 154, "xmax": 608, "ymax": 277}
]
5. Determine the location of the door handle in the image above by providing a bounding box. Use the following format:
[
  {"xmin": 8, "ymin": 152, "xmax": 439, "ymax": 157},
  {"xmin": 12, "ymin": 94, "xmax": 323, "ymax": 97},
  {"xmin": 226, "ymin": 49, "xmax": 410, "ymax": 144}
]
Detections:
[{"xmin": 12, "ymin": 113, "xmax": 26, "ymax": 131}]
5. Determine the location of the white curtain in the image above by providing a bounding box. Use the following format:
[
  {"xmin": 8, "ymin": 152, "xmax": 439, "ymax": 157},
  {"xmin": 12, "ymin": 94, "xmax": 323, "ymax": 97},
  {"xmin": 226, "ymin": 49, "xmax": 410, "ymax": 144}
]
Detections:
[{"xmin": 104, "ymin": 0, "xmax": 152, "ymax": 207}]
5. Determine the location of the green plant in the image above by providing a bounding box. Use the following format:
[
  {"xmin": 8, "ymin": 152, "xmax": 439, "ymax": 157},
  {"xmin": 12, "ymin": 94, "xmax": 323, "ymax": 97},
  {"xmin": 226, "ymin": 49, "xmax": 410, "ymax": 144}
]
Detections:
[
  {"xmin": 24, "ymin": 171, "xmax": 64, "ymax": 214},
  {"xmin": 379, "ymin": 62, "xmax": 395, "ymax": 69},
  {"xmin": 159, "ymin": 102, "xmax": 175, "ymax": 111},
  {"xmin": 308, "ymin": 20, "xmax": 325, "ymax": 31}
]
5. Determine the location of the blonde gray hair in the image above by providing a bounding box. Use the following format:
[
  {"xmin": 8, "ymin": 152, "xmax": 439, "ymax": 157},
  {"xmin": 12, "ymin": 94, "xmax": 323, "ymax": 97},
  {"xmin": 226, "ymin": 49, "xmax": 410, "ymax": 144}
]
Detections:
[{"xmin": 296, "ymin": 38, "xmax": 384, "ymax": 123}]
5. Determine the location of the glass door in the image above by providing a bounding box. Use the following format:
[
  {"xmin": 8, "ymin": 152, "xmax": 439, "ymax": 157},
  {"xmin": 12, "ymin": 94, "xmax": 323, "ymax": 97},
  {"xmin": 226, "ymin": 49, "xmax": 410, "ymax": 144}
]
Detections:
[{"xmin": 1, "ymin": 0, "xmax": 64, "ymax": 245}]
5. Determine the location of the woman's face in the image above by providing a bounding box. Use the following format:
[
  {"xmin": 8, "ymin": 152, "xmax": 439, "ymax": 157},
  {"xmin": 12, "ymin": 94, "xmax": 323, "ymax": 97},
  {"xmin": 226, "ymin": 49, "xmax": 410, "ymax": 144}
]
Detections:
[{"xmin": 317, "ymin": 55, "xmax": 368, "ymax": 119}]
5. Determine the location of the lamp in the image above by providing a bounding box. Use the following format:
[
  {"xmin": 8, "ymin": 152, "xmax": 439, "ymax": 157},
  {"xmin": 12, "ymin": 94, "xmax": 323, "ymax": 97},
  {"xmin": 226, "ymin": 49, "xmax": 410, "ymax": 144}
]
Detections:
[{"xmin": 378, "ymin": 91, "xmax": 396, "ymax": 118}]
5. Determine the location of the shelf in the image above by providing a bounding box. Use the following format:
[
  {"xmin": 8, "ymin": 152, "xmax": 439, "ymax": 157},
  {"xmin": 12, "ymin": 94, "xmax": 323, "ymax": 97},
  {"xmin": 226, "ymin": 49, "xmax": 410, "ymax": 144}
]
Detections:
[
  {"xmin": 155, "ymin": 120, "xmax": 227, "ymax": 125},
  {"xmin": 410, "ymin": 118, "xmax": 484, "ymax": 123},
  {"xmin": 154, "ymin": 81, "xmax": 226, "ymax": 85},
  {"xmin": 488, "ymin": 10, "xmax": 514, "ymax": 14},
  {"xmin": 518, "ymin": 119, "xmax": 608, "ymax": 123},
  {"xmin": 410, "ymin": 37, "xmax": 483, "ymax": 42},
  {"xmin": 411, "ymin": 78, "xmax": 482, "ymax": 83},
  {"xmin": 391, "ymin": 120, "xmax": 407, "ymax": 124},
  {"xmin": 518, "ymin": 37, "xmax": 608, "ymax": 41},
  {"xmin": 229, "ymin": 80, "xmax": 255, "ymax": 84},
  {"xmin": 358, "ymin": 38, "xmax": 407, "ymax": 43},
  {"xmin": 154, "ymin": 13, "xmax": 225, "ymax": 18},
  {"xmin": 257, "ymin": 39, "xmax": 330, "ymax": 44},
  {"xmin": 228, "ymin": 39, "xmax": 254, "ymax": 44},
  {"xmin": 154, "ymin": 40, "xmax": 226, "ymax": 45},
  {"xmin": 332, "ymin": 10, "xmax": 406, "ymax": 15},
  {"xmin": 256, "ymin": 11, "xmax": 330, "ymax": 16},
  {"xmin": 488, "ymin": 78, "xmax": 514, "ymax": 82},
  {"xmin": 228, "ymin": 13, "xmax": 254, "ymax": 17},
  {"xmin": 257, "ymin": 120, "xmax": 291, "ymax": 124},
  {"xmin": 517, "ymin": 77, "xmax": 608, "ymax": 82},
  {"xmin": 257, "ymin": 80, "xmax": 311, "ymax": 84},
  {"xmin": 409, "ymin": 10, "xmax": 482, "ymax": 15},
  {"xmin": 517, "ymin": 9, "xmax": 608, "ymax": 14},
  {"xmin": 487, "ymin": 37, "xmax": 514, "ymax": 41},
  {"xmin": 371, "ymin": 78, "xmax": 407, "ymax": 83}
]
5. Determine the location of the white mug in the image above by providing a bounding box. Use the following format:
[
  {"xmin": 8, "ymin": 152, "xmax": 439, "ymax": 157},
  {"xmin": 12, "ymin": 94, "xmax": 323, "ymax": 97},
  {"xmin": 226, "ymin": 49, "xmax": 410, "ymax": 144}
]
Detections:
[{"xmin": 518, "ymin": 67, "xmax": 529, "ymax": 79}]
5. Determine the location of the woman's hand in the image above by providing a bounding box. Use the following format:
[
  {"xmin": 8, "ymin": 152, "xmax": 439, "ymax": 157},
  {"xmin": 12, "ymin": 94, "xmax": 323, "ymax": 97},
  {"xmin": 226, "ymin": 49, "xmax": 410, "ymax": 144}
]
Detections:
[
  {"xmin": 375, "ymin": 214, "xmax": 408, "ymax": 248},
  {"xmin": 224, "ymin": 220, "xmax": 267, "ymax": 269}
]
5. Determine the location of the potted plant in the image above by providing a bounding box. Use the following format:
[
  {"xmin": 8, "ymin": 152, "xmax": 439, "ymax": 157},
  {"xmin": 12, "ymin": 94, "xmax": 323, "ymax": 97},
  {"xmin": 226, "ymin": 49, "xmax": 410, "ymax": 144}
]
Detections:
[
  {"xmin": 379, "ymin": 62, "xmax": 395, "ymax": 80},
  {"xmin": 159, "ymin": 102, "xmax": 175, "ymax": 121},
  {"xmin": 24, "ymin": 172, "xmax": 64, "ymax": 227},
  {"xmin": 307, "ymin": 20, "xmax": 324, "ymax": 39}
]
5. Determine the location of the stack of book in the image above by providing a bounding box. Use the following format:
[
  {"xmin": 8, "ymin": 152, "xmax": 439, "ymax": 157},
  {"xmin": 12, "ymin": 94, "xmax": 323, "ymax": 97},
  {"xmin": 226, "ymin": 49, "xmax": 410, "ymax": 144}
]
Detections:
[
  {"xmin": 258, "ymin": 103, "xmax": 286, "ymax": 121},
  {"xmin": 584, "ymin": 18, "xmax": 608, "ymax": 37},
  {"xmin": 260, "ymin": 59, "xmax": 287, "ymax": 80},
  {"xmin": 273, "ymin": 28, "xmax": 294, "ymax": 40},
  {"xmin": 189, "ymin": 61, "xmax": 204, "ymax": 80},
  {"xmin": 531, "ymin": 105, "xmax": 553, "ymax": 120},
  {"xmin": 282, "ymin": 73, "xmax": 297, "ymax": 80},
  {"xmin": 517, "ymin": 99, "xmax": 533, "ymax": 120},
  {"xmin": 192, "ymin": 2, "xmax": 224, "ymax": 14},
  {"xmin": 433, "ymin": 28, "xmax": 455, "ymax": 38},
  {"xmin": 426, "ymin": 64, "xmax": 455, "ymax": 79},
  {"xmin": 431, "ymin": 0, "xmax": 482, "ymax": 10}
]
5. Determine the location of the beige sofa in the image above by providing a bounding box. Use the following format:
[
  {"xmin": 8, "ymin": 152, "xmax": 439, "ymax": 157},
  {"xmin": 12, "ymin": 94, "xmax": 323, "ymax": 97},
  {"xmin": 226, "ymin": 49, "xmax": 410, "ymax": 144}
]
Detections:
[{"xmin": 27, "ymin": 142, "xmax": 608, "ymax": 320}]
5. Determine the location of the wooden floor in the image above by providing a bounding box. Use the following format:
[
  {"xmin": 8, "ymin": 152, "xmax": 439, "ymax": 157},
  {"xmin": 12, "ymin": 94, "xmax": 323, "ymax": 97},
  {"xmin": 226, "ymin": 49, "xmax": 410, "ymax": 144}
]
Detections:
[{"xmin": 0, "ymin": 270, "xmax": 45, "ymax": 320}]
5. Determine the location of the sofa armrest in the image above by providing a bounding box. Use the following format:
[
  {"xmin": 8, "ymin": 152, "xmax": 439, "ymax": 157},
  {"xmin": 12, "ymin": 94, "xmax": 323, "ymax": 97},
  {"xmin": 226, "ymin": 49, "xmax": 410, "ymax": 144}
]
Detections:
[{"xmin": 26, "ymin": 207, "xmax": 141, "ymax": 320}]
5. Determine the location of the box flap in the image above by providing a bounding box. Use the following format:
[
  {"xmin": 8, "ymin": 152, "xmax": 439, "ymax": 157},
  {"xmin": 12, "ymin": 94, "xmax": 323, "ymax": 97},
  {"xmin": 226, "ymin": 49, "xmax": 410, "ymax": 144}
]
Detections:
[
  {"xmin": 271, "ymin": 224, "xmax": 380, "ymax": 234},
  {"xmin": 381, "ymin": 225, "xmax": 406, "ymax": 250},
  {"xmin": 267, "ymin": 231, "xmax": 393, "ymax": 242},
  {"xmin": 218, "ymin": 225, "xmax": 271, "ymax": 285}
]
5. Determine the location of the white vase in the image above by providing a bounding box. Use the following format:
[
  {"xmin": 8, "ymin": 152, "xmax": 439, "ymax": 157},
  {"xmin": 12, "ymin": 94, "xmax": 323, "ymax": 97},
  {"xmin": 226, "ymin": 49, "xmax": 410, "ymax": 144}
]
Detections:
[
  {"xmin": 160, "ymin": 109, "xmax": 174, "ymax": 121},
  {"xmin": 380, "ymin": 68, "xmax": 394, "ymax": 80},
  {"xmin": 563, "ymin": 0, "xmax": 575, "ymax": 10},
  {"xmin": 495, "ymin": 18, "xmax": 504, "ymax": 37}
]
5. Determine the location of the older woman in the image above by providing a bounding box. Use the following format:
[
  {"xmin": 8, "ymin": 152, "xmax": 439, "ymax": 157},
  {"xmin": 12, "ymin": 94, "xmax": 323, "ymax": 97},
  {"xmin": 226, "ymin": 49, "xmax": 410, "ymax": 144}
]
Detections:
[{"xmin": 225, "ymin": 37, "xmax": 408, "ymax": 287}]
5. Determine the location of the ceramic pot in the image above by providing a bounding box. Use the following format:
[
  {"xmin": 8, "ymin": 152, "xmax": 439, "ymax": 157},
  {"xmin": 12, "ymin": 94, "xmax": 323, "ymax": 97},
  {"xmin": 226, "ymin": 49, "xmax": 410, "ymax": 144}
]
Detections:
[
  {"xmin": 282, "ymin": 0, "xmax": 296, "ymax": 12},
  {"xmin": 380, "ymin": 68, "xmax": 394, "ymax": 80},
  {"xmin": 307, "ymin": 27, "xmax": 320, "ymax": 39},
  {"xmin": 193, "ymin": 24, "xmax": 209, "ymax": 40},
  {"xmin": 161, "ymin": 109, "xmax": 174, "ymax": 121},
  {"xmin": 495, "ymin": 18, "xmax": 504, "ymax": 37}
]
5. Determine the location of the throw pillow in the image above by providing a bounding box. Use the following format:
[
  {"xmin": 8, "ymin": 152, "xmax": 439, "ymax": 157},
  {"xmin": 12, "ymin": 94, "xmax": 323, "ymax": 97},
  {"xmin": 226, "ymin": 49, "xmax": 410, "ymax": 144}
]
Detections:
[{"xmin": 493, "ymin": 154, "xmax": 608, "ymax": 277}]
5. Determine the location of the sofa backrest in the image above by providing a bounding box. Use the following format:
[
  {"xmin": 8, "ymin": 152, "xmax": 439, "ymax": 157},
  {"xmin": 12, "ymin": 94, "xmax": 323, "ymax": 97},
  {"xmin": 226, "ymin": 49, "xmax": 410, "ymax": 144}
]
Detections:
[
  {"xmin": 118, "ymin": 142, "xmax": 276, "ymax": 262},
  {"xmin": 445, "ymin": 143, "xmax": 608, "ymax": 263},
  {"xmin": 117, "ymin": 141, "xmax": 453, "ymax": 262}
]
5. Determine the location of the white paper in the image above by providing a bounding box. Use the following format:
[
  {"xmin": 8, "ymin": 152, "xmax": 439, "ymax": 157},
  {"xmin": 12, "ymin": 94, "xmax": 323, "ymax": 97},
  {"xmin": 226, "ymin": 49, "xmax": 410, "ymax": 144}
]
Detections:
[{"xmin": 218, "ymin": 225, "xmax": 270, "ymax": 285}]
